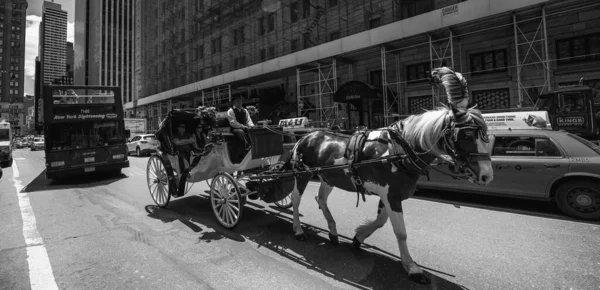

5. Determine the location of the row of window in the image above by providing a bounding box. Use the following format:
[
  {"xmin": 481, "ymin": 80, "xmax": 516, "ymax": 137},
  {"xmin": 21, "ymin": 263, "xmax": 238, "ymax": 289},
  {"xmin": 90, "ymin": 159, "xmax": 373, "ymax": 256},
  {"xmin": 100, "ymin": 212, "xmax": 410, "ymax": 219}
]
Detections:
[{"xmin": 404, "ymin": 32, "xmax": 600, "ymax": 82}]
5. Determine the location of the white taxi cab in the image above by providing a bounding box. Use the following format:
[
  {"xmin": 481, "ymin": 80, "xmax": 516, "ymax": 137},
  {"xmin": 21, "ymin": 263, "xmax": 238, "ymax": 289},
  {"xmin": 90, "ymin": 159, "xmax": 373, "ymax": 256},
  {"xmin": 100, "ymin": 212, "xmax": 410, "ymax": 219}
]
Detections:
[{"xmin": 418, "ymin": 111, "xmax": 600, "ymax": 221}]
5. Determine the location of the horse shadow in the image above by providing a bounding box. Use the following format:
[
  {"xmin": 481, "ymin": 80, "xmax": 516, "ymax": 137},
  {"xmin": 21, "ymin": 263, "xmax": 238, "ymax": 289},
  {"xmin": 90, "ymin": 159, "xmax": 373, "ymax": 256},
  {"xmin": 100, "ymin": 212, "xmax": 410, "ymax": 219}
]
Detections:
[
  {"xmin": 22, "ymin": 169, "xmax": 127, "ymax": 193},
  {"xmin": 145, "ymin": 195, "xmax": 469, "ymax": 290}
]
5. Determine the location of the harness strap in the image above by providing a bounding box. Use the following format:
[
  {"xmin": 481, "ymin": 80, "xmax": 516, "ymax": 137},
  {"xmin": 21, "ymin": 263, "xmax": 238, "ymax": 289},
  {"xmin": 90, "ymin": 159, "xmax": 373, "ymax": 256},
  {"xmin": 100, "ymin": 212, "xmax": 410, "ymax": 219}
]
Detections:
[
  {"xmin": 386, "ymin": 127, "xmax": 431, "ymax": 175},
  {"xmin": 344, "ymin": 131, "xmax": 370, "ymax": 207}
]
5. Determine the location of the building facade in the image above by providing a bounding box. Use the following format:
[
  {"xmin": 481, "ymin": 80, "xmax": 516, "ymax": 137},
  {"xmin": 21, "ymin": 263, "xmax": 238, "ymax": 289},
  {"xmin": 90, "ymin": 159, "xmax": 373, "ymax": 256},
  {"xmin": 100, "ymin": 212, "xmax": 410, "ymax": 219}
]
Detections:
[
  {"xmin": 74, "ymin": 0, "xmax": 136, "ymax": 104},
  {"xmin": 126, "ymin": 0, "xmax": 600, "ymax": 132},
  {"xmin": 0, "ymin": 0, "xmax": 27, "ymax": 135},
  {"xmin": 39, "ymin": 1, "xmax": 68, "ymax": 86}
]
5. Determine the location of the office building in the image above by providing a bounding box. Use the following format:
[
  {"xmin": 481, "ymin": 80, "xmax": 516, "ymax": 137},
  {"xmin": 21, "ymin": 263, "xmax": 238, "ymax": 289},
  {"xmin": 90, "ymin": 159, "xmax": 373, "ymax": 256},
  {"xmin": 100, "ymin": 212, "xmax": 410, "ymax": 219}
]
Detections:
[
  {"xmin": 74, "ymin": 0, "xmax": 136, "ymax": 104},
  {"xmin": 127, "ymin": 0, "xmax": 600, "ymax": 131},
  {"xmin": 0, "ymin": 0, "xmax": 28, "ymax": 135}
]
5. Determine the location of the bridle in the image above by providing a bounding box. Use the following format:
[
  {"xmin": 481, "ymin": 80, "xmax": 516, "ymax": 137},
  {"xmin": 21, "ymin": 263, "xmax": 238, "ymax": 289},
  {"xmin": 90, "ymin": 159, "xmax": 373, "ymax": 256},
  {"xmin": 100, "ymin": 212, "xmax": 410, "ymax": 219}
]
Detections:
[{"xmin": 438, "ymin": 118, "xmax": 491, "ymax": 182}]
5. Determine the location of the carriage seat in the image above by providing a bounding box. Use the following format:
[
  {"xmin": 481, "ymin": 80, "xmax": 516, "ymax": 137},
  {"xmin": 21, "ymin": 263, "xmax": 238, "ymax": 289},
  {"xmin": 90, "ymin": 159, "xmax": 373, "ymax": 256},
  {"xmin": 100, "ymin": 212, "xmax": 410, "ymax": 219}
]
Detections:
[{"xmin": 214, "ymin": 116, "xmax": 236, "ymax": 140}]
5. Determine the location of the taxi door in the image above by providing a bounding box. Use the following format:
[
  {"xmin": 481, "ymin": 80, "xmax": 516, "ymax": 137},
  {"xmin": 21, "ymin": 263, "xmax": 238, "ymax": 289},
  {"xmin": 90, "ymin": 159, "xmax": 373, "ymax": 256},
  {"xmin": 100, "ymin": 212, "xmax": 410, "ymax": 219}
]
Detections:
[{"xmin": 488, "ymin": 134, "xmax": 570, "ymax": 198}]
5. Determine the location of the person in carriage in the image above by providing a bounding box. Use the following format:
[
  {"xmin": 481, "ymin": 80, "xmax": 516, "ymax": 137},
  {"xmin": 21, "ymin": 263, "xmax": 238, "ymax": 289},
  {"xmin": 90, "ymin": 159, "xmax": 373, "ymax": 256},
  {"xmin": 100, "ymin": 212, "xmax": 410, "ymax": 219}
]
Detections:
[
  {"xmin": 172, "ymin": 122, "xmax": 204, "ymax": 169},
  {"xmin": 226, "ymin": 96, "xmax": 254, "ymax": 151}
]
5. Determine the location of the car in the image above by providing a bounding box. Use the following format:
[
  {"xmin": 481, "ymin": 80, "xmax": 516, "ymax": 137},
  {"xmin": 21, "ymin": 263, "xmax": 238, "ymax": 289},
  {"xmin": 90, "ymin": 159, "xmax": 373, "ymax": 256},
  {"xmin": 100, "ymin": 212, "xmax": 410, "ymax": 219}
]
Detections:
[
  {"xmin": 15, "ymin": 139, "xmax": 27, "ymax": 149},
  {"xmin": 30, "ymin": 137, "xmax": 45, "ymax": 151},
  {"xmin": 417, "ymin": 111, "xmax": 600, "ymax": 221},
  {"xmin": 127, "ymin": 134, "xmax": 159, "ymax": 156}
]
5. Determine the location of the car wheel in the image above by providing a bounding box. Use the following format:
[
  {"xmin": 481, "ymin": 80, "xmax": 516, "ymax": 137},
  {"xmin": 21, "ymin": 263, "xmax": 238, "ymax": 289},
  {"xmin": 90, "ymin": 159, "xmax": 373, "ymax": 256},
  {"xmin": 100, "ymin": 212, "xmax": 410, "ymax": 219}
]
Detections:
[
  {"xmin": 555, "ymin": 180, "xmax": 600, "ymax": 220},
  {"xmin": 136, "ymin": 147, "xmax": 141, "ymax": 157}
]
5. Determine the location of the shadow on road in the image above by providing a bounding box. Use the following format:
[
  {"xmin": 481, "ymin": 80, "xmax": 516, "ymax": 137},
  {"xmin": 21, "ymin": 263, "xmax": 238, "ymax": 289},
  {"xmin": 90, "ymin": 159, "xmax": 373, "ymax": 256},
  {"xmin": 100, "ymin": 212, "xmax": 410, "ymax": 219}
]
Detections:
[
  {"xmin": 21, "ymin": 169, "xmax": 127, "ymax": 193},
  {"xmin": 145, "ymin": 195, "xmax": 469, "ymax": 290},
  {"xmin": 414, "ymin": 189, "xmax": 600, "ymax": 225}
]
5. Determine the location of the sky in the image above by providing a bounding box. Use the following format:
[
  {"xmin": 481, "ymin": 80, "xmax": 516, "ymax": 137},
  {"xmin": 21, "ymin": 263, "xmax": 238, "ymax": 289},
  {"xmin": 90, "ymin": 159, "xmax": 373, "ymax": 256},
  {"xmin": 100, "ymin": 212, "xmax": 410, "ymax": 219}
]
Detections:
[{"xmin": 24, "ymin": 0, "xmax": 75, "ymax": 96}]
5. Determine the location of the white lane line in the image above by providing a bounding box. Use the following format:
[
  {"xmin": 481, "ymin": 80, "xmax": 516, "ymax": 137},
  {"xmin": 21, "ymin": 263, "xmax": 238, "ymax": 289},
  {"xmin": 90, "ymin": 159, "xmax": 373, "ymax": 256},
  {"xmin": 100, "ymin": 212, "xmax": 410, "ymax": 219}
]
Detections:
[{"xmin": 13, "ymin": 162, "xmax": 59, "ymax": 290}]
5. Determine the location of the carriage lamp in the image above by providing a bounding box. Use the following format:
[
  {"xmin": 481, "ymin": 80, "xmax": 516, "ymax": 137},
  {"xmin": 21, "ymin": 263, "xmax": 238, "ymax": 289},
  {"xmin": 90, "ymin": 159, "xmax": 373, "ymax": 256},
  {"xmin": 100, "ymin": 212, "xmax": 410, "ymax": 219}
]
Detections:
[
  {"xmin": 112, "ymin": 154, "xmax": 125, "ymax": 159},
  {"xmin": 50, "ymin": 161, "xmax": 65, "ymax": 167}
]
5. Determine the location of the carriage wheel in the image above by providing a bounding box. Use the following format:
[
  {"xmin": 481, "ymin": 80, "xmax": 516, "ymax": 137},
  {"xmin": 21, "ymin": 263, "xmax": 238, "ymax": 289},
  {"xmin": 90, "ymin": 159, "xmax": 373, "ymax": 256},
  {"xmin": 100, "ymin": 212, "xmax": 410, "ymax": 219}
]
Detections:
[
  {"xmin": 210, "ymin": 172, "xmax": 243, "ymax": 229},
  {"xmin": 267, "ymin": 162, "xmax": 293, "ymax": 209},
  {"xmin": 146, "ymin": 155, "xmax": 171, "ymax": 207},
  {"xmin": 275, "ymin": 194, "xmax": 293, "ymax": 209}
]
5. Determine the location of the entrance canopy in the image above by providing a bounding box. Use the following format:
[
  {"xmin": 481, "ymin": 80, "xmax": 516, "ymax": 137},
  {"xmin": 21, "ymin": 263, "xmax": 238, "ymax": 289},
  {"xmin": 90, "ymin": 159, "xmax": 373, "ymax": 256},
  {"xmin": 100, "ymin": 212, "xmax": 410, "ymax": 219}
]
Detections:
[{"xmin": 333, "ymin": 81, "xmax": 381, "ymax": 103}]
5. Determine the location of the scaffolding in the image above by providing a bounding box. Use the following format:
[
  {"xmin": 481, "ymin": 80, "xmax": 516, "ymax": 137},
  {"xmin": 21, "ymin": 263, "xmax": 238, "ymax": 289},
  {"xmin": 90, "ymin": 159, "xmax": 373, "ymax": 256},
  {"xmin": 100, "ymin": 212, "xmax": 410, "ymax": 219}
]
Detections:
[
  {"xmin": 513, "ymin": 6, "xmax": 551, "ymax": 108},
  {"xmin": 201, "ymin": 85, "xmax": 232, "ymax": 107},
  {"xmin": 296, "ymin": 59, "xmax": 338, "ymax": 126},
  {"xmin": 429, "ymin": 31, "xmax": 454, "ymax": 105},
  {"xmin": 381, "ymin": 46, "xmax": 401, "ymax": 125}
]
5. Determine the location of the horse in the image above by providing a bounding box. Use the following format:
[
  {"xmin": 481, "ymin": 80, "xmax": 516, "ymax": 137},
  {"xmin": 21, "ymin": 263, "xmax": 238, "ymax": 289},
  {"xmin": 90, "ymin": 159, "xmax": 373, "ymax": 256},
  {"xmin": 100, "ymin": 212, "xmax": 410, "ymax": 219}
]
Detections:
[{"xmin": 282, "ymin": 67, "xmax": 494, "ymax": 284}]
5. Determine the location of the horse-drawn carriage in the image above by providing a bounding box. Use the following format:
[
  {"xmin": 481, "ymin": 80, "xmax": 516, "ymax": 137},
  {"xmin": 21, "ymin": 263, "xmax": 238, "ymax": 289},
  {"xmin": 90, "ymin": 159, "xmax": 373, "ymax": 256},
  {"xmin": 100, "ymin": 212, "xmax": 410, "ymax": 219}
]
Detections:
[
  {"xmin": 145, "ymin": 68, "xmax": 496, "ymax": 284},
  {"xmin": 146, "ymin": 107, "xmax": 297, "ymax": 228}
]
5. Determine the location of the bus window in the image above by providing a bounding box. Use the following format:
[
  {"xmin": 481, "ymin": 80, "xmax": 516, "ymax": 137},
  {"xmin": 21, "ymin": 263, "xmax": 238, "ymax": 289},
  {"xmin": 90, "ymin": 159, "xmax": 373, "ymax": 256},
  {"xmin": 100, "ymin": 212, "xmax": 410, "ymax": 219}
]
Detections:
[{"xmin": 47, "ymin": 121, "xmax": 126, "ymax": 150}]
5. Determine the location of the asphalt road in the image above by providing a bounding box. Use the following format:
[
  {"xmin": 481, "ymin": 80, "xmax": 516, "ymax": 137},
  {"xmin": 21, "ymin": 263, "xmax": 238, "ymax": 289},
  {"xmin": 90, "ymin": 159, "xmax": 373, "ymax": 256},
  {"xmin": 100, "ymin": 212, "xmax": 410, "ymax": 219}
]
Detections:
[{"xmin": 1, "ymin": 149, "xmax": 599, "ymax": 290}]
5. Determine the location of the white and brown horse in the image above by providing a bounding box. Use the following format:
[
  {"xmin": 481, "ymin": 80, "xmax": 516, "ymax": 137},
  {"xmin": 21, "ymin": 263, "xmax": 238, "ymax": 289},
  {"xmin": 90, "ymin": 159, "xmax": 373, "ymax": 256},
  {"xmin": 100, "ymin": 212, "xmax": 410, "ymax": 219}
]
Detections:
[{"xmin": 282, "ymin": 67, "xmax": 493, "ymax": 284}]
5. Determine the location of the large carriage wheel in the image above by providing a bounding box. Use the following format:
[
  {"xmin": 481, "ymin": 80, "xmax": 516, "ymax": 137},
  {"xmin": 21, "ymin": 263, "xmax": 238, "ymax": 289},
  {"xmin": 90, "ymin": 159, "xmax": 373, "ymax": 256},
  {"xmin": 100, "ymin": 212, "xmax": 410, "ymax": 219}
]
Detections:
[
  {"xmin": 274, "ymin": 194, "xmax": 293, "ymax": 209},
  {"xmin": 146, "ymin": 155, "xmax": 171, "ymax": 207},
  {"xmin": 210, "ymin": 172, "xmax": 243, "ymax": 229},
  {"xmin": 269, "ymin": 162, "xmax": 293, "ymax": 209}
]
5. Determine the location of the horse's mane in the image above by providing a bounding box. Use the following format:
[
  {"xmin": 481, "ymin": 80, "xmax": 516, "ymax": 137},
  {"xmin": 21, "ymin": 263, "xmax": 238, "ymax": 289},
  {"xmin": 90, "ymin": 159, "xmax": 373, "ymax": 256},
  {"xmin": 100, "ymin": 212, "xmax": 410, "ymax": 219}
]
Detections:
[{"xmin": 396, "ymin": 106, "xmax": 487, "ymax": 151}]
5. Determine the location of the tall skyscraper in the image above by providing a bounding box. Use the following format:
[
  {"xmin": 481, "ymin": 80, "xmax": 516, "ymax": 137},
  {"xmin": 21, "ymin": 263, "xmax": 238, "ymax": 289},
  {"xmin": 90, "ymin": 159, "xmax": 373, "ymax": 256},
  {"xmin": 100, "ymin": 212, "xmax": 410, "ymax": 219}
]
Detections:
[
  {"xmin": 74, "ymin": 0, "xmax": 136, "ymax": 104},
  {"xmin": 39, "ymin": 1, "xmax": 68, "ymax": 85},
  {"xmin": 0, "ymin": 0, "xmax": 28, "ymax": 135}
]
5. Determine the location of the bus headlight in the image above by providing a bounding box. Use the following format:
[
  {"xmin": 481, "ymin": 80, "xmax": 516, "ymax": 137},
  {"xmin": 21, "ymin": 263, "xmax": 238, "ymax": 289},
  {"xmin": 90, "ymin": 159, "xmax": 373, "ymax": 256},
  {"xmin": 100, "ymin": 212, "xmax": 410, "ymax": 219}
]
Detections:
[
  {"xmin": 51, "ymin": 161, "xmax": 65, "ymax": 167},
  {"xmin": 112, "ymin": 154, "xmax": 124, "ymax": 159}
]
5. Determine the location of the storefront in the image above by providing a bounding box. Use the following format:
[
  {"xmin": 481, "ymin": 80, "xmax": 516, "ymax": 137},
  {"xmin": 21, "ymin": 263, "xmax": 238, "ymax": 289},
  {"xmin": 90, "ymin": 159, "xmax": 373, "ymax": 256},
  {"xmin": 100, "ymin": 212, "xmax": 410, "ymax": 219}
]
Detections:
[{"xmin": 333, "ymin": 81, "xmax": 387, "ymax": 129}]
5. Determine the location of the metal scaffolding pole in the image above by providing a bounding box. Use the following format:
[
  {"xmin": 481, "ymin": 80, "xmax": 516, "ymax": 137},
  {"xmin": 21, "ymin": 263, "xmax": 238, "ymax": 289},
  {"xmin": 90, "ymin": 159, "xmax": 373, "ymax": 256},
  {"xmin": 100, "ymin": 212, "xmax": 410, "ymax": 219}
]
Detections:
[{"xmin": 513, "ymin": 7, "xmax": 550, "ymax": 108}]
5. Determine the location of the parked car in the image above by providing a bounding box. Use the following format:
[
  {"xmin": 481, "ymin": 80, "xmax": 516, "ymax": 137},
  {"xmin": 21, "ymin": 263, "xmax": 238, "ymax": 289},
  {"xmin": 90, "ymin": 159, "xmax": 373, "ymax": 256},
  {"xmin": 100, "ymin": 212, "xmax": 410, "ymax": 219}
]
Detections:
[
  {"xmin": 15, "ymin": 139, "xmax": 27, "ymax": 149},
  {"xmin": 30, "ymin": 137, "xmax": 45, "ymax": 151},
  {"xmin": 418, "ymin": 127, "xmax": 600, "ymax": 221},
  {"xmin": 127, "ymin": 134, "xmax": 159, "ymax": 156}
]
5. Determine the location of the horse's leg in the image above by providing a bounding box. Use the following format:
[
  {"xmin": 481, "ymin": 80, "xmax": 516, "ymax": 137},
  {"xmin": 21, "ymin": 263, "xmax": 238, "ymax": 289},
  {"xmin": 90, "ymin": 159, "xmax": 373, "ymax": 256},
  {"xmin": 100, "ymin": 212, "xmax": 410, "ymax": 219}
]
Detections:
[
  {"xmin": 291, "ymin": 176, "xmax": 310, "ymax": 241},
  {"xmin": 314, "ymin": 179, "xmax": 338, "ymax": 244},
  {"xmin": 353, "ymin": 200, "xmax": 388, "ymax": 249},
  {"xmin": 384, "ymin": 199, "xmax": 430, "ymax": 285}
]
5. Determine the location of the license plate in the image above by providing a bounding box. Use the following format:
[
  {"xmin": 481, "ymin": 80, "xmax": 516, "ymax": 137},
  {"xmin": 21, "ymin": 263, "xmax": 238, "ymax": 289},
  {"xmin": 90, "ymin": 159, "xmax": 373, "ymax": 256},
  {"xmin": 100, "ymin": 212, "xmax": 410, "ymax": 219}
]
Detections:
[
  {"xmin": 84, "ymin": 157, "xmax": 95, "ymax": 163},
  {"xmin": 84, "ymin": 167, "xmax": 95, "ymax": 172}
]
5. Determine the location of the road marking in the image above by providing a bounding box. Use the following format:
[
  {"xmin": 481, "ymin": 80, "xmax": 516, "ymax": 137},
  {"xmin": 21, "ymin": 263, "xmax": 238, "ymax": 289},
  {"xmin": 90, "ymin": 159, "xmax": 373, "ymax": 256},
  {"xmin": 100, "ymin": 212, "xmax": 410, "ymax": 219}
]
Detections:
[{"xmin": 12, "ymin": 162, "xmax": 59, "ymax": 290}]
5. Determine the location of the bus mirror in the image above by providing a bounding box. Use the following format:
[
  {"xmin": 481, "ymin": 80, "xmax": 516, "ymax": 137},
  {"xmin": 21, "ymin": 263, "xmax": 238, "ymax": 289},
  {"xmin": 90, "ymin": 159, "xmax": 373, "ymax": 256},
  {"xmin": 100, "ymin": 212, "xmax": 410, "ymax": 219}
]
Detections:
[{"xmin": 125, "ymin": 130, "xmax": 131, "ymax": 139}]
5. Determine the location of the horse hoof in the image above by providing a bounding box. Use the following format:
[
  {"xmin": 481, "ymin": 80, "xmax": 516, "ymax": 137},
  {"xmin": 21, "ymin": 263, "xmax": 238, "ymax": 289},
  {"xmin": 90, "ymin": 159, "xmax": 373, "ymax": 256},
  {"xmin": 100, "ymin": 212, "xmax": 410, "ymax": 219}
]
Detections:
[
  {"xmin": 295, "ymin": 234, "xmax": 307, "ymax": 241},
  {"xmin": 329, "ymin": 234, "xmax": 339, "ymax": 245},
  {"xmin": 409, "ymin": 273, "xmax": 431, "ymax": 285},
  {"xmin": 352, "ymin": 236, "xmax": 362, "ymax": 250}
]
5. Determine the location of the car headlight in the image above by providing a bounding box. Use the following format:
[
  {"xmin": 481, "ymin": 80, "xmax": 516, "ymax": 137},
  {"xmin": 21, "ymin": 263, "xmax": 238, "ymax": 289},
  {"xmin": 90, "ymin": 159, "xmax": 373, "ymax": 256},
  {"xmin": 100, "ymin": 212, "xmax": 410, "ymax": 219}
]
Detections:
[
  {"xmin": 112, "ymin": 154, "xmax": 124, "ymax": 159},
  {"xmin": 0, "ymin": 146, "xmax": 9, "ymax": 153}
]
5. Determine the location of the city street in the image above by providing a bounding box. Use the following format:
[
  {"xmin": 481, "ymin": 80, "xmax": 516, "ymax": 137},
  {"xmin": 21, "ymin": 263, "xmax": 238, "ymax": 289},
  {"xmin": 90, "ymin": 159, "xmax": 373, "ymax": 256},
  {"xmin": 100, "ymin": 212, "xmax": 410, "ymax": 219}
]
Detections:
[{"xmin": 1, "ymin": 149, "xmax": 599, "ymax": 290}]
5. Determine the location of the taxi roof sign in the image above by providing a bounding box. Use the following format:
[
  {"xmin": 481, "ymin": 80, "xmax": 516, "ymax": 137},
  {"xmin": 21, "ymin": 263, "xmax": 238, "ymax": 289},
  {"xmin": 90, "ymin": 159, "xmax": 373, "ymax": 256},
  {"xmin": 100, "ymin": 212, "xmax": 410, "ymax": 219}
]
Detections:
[
  {"xmin": 278, "ymin": 117, "xmax": 309, "ymax": 128},
  {"xmin": 482, "ymin": 111, "xmax": 552, "ymax": 131}
]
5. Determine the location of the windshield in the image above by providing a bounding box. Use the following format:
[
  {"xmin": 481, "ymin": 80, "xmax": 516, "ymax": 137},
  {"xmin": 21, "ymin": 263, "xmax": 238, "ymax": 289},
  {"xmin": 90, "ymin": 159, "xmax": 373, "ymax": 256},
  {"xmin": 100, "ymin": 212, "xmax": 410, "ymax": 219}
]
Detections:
[
  {"xmin": 47, "ymin": 121, "xmax": 126, "ymax": 151},
  {"xmin": 557, "ymin": 93, "xmax": 587, "ymax": 113},
  {"xmin": 143, "ymin": 135, "xmax": 156, "ymax": 140},
  {"xmin": 567, "ymin": 133, "xmax": 600, "ymax": 155},
  {"xmin": 0, "ymin": 129, "xmax": 9, "ymax": 141},
  {"xmin": 535, "ymin": 95, "xmax": 552, "ymax": 110},
  {"xmin": 34, "ymin": 138, "xmax": 43, "ymax": 142},
  {"xmin": 51, "ymin": 89, "xmax": 116, "ymax": 104}
]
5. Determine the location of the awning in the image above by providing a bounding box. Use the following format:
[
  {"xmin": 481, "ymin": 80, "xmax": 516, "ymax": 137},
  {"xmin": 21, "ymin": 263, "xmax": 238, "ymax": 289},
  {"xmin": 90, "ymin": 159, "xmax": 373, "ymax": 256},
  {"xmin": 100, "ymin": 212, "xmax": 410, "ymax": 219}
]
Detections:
[{"xmin": 333, "ymin": 81, "xmax": 381, "ymax": 103}]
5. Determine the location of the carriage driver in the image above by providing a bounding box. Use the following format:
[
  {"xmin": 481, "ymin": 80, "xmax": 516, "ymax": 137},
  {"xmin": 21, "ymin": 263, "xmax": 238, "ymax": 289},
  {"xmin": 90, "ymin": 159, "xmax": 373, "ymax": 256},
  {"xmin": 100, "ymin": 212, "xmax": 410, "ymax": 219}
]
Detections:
[{"xmin": 226, "ymin": 96, "xmax": 254, "ymax": 150}]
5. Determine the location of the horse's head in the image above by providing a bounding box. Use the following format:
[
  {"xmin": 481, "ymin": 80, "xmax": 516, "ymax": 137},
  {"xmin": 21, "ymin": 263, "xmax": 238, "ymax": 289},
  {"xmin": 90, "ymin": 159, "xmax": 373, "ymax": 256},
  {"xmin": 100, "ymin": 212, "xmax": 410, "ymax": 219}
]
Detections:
[{"xmin": 431, "ymin": 67, "xmax": 493, "ymax": 186}]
